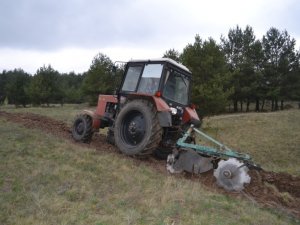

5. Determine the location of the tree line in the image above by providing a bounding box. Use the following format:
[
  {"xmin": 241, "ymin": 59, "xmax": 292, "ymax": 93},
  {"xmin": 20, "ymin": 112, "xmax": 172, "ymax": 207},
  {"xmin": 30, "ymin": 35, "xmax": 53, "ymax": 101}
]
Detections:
[
  {"xmin": 165, "ymin": 26, "xmax": 300, "ymax": 115},
  {"xmin": 0, "ymin": 26, "xmax": 299, "ymax": 116},
  {"xmin": 0, "ymin": 54, "xmax": 122, "ymax": 107},
  {"xmin": 0, "ymin": 66, "xmax": 85, "ymax": 107}
]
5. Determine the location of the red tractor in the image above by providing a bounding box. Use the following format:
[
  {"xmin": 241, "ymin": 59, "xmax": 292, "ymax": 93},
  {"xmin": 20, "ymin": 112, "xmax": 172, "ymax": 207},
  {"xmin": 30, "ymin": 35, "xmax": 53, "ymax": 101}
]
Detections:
[
  {"xmin": 72, "ymin": 58, "xmax": 200, "ymax": 158},
  {"xmin": 72, "ymin": 58, "xmax": 259, "ymax": 191}
]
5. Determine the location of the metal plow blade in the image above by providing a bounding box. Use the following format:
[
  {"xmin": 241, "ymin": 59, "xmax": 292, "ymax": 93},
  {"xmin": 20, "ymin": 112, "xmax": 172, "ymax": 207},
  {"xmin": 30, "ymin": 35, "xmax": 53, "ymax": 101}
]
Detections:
[
  {"xmin": 167, "ymin": 149, "xmax": 213, "ymax": 174},
  {"xmin": 213, "ymin": 158, "xmax": 251, "ymax": 191}
]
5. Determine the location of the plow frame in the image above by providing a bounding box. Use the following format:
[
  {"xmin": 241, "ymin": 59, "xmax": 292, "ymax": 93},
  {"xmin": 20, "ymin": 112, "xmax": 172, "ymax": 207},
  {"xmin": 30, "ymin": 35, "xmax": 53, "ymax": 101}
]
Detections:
[{"xmin": 176, "ymin": 125, "xmax": 261, "ymax": 168}]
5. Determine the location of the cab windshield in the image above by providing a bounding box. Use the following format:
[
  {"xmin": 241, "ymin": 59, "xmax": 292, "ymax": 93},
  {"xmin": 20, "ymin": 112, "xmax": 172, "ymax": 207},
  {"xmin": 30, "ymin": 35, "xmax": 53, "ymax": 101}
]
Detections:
[
  {"xmin": 163, "ymin": 70, "xmax": 190, "ymax": 105},
  {"xmin": 121, "ymin": 63, "xmax": 163, "ymax": 95}
]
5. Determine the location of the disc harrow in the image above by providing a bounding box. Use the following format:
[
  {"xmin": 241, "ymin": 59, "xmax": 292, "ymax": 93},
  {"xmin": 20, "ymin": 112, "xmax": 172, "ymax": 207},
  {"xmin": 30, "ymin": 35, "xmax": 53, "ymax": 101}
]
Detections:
[{"xmin": 167, "ymin": 125, "xmax": 261, "ymax": 191}]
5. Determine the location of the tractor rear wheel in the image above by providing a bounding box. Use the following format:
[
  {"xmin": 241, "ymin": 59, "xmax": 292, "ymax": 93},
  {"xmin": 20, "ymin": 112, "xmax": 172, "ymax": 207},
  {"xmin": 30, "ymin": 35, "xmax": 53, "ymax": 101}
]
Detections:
[
  {"xmin": 72, "ymin": 114, "xmax": 93, "ymax": 143},
  {"xmin": 114, "ymin": 100, "xmax": 163, "ymax": 156}
]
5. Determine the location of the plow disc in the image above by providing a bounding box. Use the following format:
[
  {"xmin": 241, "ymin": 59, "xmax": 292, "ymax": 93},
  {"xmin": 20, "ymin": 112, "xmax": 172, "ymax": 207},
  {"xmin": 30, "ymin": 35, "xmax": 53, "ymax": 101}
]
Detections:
[
  {"xmin": 167, "ymin": 149, "xmax": 213, "ymax": 174},
  {"xmin": 214, "ymin": 158, "xmax": 251, "ymax": 191}
]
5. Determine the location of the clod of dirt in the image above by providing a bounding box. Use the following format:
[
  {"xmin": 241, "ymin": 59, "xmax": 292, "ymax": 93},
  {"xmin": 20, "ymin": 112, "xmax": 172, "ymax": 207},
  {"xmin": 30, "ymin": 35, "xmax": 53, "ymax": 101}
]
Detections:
[
  {"xmin": 0, "ymin": 111, "xmax": 70, "ymax": 138},
  {"xmin": 260, "ymin": 171, "xmax": 300, "ymax": 198},
  {"xmin": 1, "ymin": 110, "xmax": 300, "ymax": 219}
]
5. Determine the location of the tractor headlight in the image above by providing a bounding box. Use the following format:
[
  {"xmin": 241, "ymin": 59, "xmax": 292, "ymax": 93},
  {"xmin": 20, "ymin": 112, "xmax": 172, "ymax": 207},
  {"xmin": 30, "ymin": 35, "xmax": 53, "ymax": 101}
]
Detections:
[{"xmin": 170, "ymin": 107, "xmax": 177, "ymax": 115}]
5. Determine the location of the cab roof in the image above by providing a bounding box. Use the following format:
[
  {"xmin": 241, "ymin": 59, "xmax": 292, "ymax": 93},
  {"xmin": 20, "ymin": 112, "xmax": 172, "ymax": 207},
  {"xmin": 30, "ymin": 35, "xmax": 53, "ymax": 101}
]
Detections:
[{"xmin": 128, "ymin": 58, "xmax": 191, "ymax": 74}]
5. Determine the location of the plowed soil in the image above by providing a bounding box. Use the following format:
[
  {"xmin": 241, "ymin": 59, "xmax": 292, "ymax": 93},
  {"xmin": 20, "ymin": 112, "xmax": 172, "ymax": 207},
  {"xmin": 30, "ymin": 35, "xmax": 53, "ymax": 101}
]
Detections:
[{"xmin": 1, "ymin": 111, "xmax": 299, "ymax": 218}]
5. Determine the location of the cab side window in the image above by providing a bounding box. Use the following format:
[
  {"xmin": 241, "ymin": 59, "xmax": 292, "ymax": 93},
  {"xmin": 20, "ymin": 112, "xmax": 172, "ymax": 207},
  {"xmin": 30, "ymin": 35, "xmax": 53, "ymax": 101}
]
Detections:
[{"xmin": 121, "ymin": 66, "xmax": 143, "ymax": 92}]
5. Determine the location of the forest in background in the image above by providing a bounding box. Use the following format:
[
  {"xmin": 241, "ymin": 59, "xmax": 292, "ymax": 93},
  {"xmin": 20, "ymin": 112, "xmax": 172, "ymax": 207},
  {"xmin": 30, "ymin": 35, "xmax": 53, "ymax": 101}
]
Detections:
[{"xmin": 1, "ymin": 25, "xmax": 299, "ymax": 116}]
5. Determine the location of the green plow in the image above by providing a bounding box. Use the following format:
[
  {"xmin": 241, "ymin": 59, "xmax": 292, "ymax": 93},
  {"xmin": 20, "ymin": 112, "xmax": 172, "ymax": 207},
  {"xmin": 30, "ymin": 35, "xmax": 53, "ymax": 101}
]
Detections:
[
  {"xmin": 176, "ymin": 125, "xmax": 252, "ymax": 162},
  {"xmin": 167, "ymin": 125, "xmax": 261, "ymax": 191}
]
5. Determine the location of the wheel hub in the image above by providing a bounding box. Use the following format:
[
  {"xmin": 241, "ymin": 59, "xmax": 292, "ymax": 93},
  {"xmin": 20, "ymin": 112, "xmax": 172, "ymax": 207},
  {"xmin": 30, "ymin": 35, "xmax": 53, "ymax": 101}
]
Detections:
[
  {"xmin": 76, "ymin": 122, "xmax": 84, "ymax": 134},
  {"xmin": 223, "ymin": 170, "xmax": 232, "ymax": 178},
  {"xmin": 128, "ymin": 121, "xmax": 137, "ymax": 134},
  {"xmin": 122, "ymin": 111, "xmax": 146, "ymax": 146}
]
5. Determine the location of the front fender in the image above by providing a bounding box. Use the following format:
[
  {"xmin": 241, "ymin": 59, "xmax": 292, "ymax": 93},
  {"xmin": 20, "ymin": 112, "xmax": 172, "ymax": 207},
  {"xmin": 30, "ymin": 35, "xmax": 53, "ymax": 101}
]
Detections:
[{"xmin": 82, "ymin": 110, "xmax": 101, "ymax": 129}]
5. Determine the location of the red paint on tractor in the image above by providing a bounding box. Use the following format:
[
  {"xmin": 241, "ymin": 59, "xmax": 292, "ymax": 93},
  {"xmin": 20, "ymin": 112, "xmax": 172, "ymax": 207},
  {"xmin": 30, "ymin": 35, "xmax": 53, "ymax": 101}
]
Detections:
[
  {"xmin": 82, "ymin": 110, "xmax": 101, "ymax": 129},
  {"xmin": 182, "ymin": 107, "xmax": 200, "ymax": 124},
  {"xmin": 95, "ymin": 95, "xmax": 117, "ymax": 116},
  {"xmin": 152, "ymin": 96, "xmax": 170, "ymax": 112},
  {"xmin": 127, "ymin": 93, "xmax": 170, "ymax": 112},
  {"xmin": 85, "ymin": 94, "xmax": 117, "ymax": 129}
]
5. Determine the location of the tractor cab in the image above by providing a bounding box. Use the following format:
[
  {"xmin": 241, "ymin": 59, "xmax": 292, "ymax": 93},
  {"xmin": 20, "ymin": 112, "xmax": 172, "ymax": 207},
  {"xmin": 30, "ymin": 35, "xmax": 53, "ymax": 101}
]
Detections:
[{"xmin": 119, "ymin": 58, "xmax": 192, "ymax": 108}]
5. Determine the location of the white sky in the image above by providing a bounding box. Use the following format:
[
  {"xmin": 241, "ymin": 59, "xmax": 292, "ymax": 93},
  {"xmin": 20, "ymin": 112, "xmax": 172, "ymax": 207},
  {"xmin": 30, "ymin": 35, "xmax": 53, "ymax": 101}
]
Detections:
[{"xmin": 0, "ymin": 0, "xmax": 299, "ymax": 74}]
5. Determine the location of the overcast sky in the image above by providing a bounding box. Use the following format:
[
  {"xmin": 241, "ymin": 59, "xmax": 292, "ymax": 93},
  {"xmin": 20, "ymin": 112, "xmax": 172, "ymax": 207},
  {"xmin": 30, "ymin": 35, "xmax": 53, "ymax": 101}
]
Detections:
[{"xmin": 0, "ymin": 0, "xmax": 299, "ymax": 74}]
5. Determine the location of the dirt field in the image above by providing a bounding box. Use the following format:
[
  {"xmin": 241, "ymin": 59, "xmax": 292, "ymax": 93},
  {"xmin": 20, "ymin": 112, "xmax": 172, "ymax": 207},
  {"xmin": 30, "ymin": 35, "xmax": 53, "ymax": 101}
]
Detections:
[{"xmin": 0, "ymin": 110, "xmax": 299, "ymax": 219}]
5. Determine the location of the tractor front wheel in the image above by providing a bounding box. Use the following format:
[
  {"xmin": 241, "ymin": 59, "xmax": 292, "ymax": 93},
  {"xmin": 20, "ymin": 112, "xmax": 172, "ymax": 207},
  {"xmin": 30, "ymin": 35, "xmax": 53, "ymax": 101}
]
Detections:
[
  {"xmin": 72, "ymin": 114, "xmax": 93, "ymax": 143},
  {"xmin": 114, "ymin": 100, "xmax": 163, "ymax": 156}
]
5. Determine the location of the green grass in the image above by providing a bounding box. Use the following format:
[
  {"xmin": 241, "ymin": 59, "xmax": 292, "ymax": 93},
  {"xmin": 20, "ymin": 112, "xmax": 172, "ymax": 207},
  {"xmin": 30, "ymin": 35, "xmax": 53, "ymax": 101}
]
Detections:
[
  {"xmin": 0, "ymin": 119, "xmax": 298, "ymax": 225},
  {"xmin": 202, "ymin": 110, "xmax": 300, "ymax": 175},
  {"xmin": 1, "ymin": 104, "xmax": 299, "ymax": 175}
]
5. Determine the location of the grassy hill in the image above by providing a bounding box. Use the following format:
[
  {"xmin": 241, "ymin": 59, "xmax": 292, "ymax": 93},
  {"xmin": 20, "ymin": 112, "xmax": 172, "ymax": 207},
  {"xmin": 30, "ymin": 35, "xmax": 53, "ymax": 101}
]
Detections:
[
  {"xmin": 0, "ymin": 105, "xmax": 299, "ymax": 224},
  {"xmin": 202, "ymin": 110, "xmax": 300, "ymax": 175},
  {"xmin": 3, "ymin": 104, "xmax": 299, "ymax": 175}
]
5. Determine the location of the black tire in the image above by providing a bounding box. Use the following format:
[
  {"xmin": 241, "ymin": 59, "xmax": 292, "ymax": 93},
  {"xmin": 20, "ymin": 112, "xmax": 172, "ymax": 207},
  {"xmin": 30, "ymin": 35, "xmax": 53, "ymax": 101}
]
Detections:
[
  {"xmin": 72, "ymin": 114, "xmax": 93, "ymax": 143},
  {"xmin": 114, "ymin": 100, "xmax": 163, "ymax": 156}
]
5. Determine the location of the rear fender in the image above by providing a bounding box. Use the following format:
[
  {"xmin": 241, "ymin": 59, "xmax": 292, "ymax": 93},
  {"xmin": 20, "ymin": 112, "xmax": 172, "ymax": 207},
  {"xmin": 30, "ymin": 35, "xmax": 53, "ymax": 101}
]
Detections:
[
  {"xmin": 151, "ymin": 96, "xmax": 170, "ymax": 112},
  {"xmin": 127, "ymin": 94, "xmax": 170, "ymax": 112},
  {"xmin": 127, "ymin": 94, "xmax": 172, "ymax": 127},
  {"xmin": 183, "ymin": 107, "xmax": 201, "ymax": 127}
]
